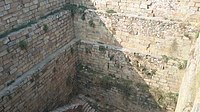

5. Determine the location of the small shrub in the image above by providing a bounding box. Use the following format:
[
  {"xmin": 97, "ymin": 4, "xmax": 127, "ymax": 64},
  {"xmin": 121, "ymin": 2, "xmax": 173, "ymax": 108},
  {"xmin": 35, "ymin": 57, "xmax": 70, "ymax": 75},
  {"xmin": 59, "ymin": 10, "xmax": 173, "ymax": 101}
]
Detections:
[
  {"xmin": 89, "ymin": 20, "xmax": 95, "ymax": 28},
  {"xmin": 81, "ymin": 13, "xmax": 86, "ymax": 21},
  {"xmin": 63, "ymin": 4, "xmax": 78, "ymax": 16},
  {"xmin": 100, "ymin": 75, "xmax": 133, "ymax": 97},
  {"xmin": 178, "ymin": 60, "xmax": 187, "ymax": 70},
  {"xmin": 63, "ymin": 4, "xmax": 87, "ymax": 17},
  {"xmin": 106, "ymin": 9, "xmax": 117, "ymax": 13},
  {"xmin": 85, "ymin": 47, "xmax": 92, "ymax": 54},
  {"xmin": 196, "ymin": 32, "xmax": 199, "ymax": 39},
  {"xmin": 166, "ymin": 92, "xmax": 178, "ymax": 104},
  {"xmin": 0, "ymin": 20, "xmax": 37, "ymax": 38},
  {"xmin": 171, "ymin": 39, "xmax": 178, "ymax": 52},
  {"xmin": 109, "ymin": 55, "xmax": 115, "ymax": 61},
  {"xmin": 70, "ymin": 47, "xmax": 74, "ymax": 54},
  {"xmin": 136, "ymin": 83, "xmax": 150, "ymax": 92},
  {"xmin": 100, "ymin": 75, "xmax": 113, "ymax": 90},
  {"xmin": 78, "ymin": 5, "xmax": 88, "ymax": 14},
  {"xmin": 151, "ymin": 69, "xmax": 157, "ymax": 75},
  {"xmin": 19, "ymin": 40, "xmax": 28, "ymax": 50},
  {"xmin": 116, "ymin": 80, "xmax": 132, "ymax": 96},
  {"xmin": 99, "ymin": 20, "xmax": 105, "ymax": 26},
  {"xmin": 99, "ymin": 45, "xmax": 106, "ymax": 52},
  {"xmin": 162, "ymin": 55, "xmax": 169, "ymax": 63},
  {"xmin": 43, "ymin": 24, "xmax": 48, "ymax": 32}
]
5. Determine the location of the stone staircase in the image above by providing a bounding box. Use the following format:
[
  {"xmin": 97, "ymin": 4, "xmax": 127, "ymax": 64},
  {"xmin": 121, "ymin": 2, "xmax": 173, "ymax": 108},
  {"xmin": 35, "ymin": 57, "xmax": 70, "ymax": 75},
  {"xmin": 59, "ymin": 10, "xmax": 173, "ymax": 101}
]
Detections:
[
  {"xmin": 82, "ymin": 102, "xmax": 97, "ymax": 112},
  {"xmin": 51, "ymin": 99, "xmax": 97, "ymax": 112}
]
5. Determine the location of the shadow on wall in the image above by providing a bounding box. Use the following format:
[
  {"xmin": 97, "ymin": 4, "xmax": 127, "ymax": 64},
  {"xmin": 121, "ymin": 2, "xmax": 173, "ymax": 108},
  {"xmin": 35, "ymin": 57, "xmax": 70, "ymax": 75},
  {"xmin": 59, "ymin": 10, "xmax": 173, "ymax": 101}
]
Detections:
[{"xmin": 68, "ymin": 1, "xmax": 178, "ymax": 112}]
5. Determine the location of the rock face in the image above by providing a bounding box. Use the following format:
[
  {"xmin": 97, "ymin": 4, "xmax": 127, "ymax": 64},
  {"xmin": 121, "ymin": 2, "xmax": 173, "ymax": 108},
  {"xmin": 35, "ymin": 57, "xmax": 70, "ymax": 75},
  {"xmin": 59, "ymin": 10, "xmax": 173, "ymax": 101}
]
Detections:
[{"xmin": 176, "ymin": 35, "xmax": 200, "ymax": 112}]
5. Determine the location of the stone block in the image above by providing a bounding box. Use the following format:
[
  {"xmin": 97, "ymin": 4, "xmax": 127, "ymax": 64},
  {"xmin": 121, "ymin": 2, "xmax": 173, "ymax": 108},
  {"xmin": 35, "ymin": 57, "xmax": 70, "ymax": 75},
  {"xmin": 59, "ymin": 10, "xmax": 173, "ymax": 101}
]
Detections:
[{"xmin": 4, "ymin": 4, "xmax": 10, "ymax": 10}]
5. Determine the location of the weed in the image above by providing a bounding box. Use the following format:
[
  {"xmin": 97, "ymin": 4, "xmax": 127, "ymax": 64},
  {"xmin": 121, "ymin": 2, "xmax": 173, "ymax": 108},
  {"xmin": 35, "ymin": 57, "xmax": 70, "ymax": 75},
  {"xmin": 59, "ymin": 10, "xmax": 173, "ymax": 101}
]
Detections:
[
  {"xmin": 100, "ymin": 75, "xmax": 133, "ymax": 97},
  {"xmin": 162, "ymin": 55, "xmax": 169, "ymax": 63},
  {"xmin": 136, "ymin": 83, "xmax": 150, "ymax": 92},
  {"xmin": 63, "ymin": 4, "xmax": 88, "ymax": 17},
  {"xmin": 89, "ymin": 20, "xmax": 95, "ymax": 28},
  {"xmin": 78, "ymin": 5, "xmax": 88, "ymax": 14},
  {"xmin": 0, "ymin": 4, "xmax": 89, "ymax": 39},
  {"xmin": 70, "ymin": 47, "xmax": 74, "ymax": 54},
  {"xmin": 100, "ymin": 75, "xmax": 113, "ymax": 90},
  {"xmin": 85, "ymin": 47, "xmax": 92, "ymax": 54},
  {"xmin": 106, "ymin": 9, "xmax": 117, "ymax": 13},
  {"xmin": 43, "ymin": 24, "xmax": 48, "ymax": 32},
  {"xmin": 63, "ymin": 4, "xmax": 78, "ymax": 16},
  {"xmin": 171, "ymin": 39, "xmax": 178, "ymax": 52},
  {"xmin": 19, "ymin": 40, "xmax": 28, "ymax": 50},
  {"xmin": 81, "ymin": 13, "xmax": 86, "ymax": 21},
  {"xmin": 99, "ymin": 45, "xmax": 106, "ymax": 52},
  {"xmin": 178, "ymin": 60, "xmax": 187, "ymax": 70},
  {"xmin": 0, "ymin": 20, "xmax": 37, "ymax": 38},
  {"xmin": 196, "ymin": 32, "xmax": 199, "ymax": 39}
]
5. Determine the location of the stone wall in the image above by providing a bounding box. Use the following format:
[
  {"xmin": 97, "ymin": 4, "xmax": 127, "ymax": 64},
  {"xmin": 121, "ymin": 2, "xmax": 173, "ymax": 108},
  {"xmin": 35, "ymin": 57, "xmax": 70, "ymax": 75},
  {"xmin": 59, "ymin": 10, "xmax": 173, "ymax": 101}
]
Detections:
[
  {"xmin": 74, "ymin": 10, "xmax": 199, "ymax": 60},
  {"xmin": 78, "ymin": 41, "xmax": 183, "ymax": 93},
  {"xmin": 72, "ymin": 1, "xmax": 200, "ymax": 111},
  {"xmin": 175, "ymin": 33, "xmax": 200, "ymax": 112},
  {"xmin": 73, "ymin": 9, "xmax": 198, "ymax": 93},
  {"xmin": 0, "ymin": 0, "xmax": 70, "ymax": 34},
  {"xmin": 77, "ymin": 41, "xmax": 179, "ymax": 111},
  {"xmin": 0, "ymin": 2, "xmax": 79, "ymax": 111},
  {"xmin": 0, "ymin": 10, "xmax": 74, "ymax": 91},
  {"xmin": 0, "ymin": 42, "xmax": 78, "ymax": 112},
  {"xmin": 72, "ymin": 0, "xmax": 200, "ymax": 22},
  {"xmin": 0, "ymin": 0, "xmax": 200, "ymax": 111}
]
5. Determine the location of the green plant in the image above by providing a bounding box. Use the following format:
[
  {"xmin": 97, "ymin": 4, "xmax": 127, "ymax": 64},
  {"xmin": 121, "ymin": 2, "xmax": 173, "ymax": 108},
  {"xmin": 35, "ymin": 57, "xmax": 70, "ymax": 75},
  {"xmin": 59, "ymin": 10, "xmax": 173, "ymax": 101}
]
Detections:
[
  {"xmin": 109, "ymin": 55, "xmax": 115, "ymax": 61},
  {"xmin": 162, "ymin": 55, "xmax": 169, "ymax": 63},
  {"xmin": 106, "ymin": 9, "xmax": 117, "ymax": 13},
  {"xmin": 85, "ymin": 47, "xmax": 92, "ymax": 54},
  {"xmin": 196, "ymin": 32, "xmax": 199, "ymax": 39},
  {"xmin": 99, "ymin": 45, "xmax": 106, "ymax": 52},
  {"xmin": 19, "ymin": 40, "xmax": 28, "ymax": 50},
  {"xmin": 178, "ymin": 60, "xmax": 187, "ymax": 70},
  {"xmin": 0, "ymin": 20, "xmax": 37, "ymax": 38},
  {"xmin": 171, "ymin": 39, "xmax": 178, "ymax": 52},
  {"xmin": 136, "ymin": 83, "xmax": 150, "ymax": 92},
  {"xmin": 100, "ymin": 75, "xmax": 113, "ymax": 90},
  {"xmin": 0, "ymin": 4, "xmax": 89, "ymax": 39},
  {"xmin": 99, "ymin": 74, "xmax": 133, "ymax": 97},
  {"xmin": 70, "ymin": 47, "xmax": 74, "ymax": 54},
  {"xmin": 81, "ymin": 13, "xmax": 86, "ymax": 21},
  {"xmin": 89, "ymin": 20, "xmax": 95, "ymax": 28},
  {"xmin": 63, "ymin": 4, "xmax": 88, "ymax": 17},
  {"xmin": 43, "ymin": 24, "xmax": 48, "ymax": 32},
  {"xmin": 78, "ymin": 5, "xmax": 88, "ymax": 14},
  {"xmin": 116, "ymin": 80, "xmax": 132, "ymax": 96},
  {"xmin": 63, "ymin": 4, "xmax": 78, "ymax": 16},
  {"xmin": 151, "ymin": 69, "xmax": 157, "ymax": 75},
  {"xmin": 99, "ymin": 20, "xmax": 105, "ymax": 26},
  {"xmin": 166, "ymin": 92, "xmax": 178, "ymax": 104}
]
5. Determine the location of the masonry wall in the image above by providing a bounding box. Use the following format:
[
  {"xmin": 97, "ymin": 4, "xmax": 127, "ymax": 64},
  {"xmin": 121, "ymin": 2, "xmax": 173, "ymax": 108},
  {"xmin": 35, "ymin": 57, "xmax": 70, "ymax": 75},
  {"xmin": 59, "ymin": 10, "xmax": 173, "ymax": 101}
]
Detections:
[
  {"xmin": 77, "ymin": 41, "xmax": 179, "ymax": 111},
  {"xmin": 0, "ymin": 0, "xmax": 70, "ymax": 34},
  {"xmin": 74, "ymin": 11, "xmax": 199, "ymax": 60},
  {"xmin": 73, "ymin": 1, "xmax": 200, "ymax": 111},
  {"xmin": 0, "ymin": 2, "xmax": 78, "ymax": 111},
  {"xmin": 72, "ymin": 0, "xmax": 200, "ymax": 22},
  {"xmin": 0, "ymin": 44, "xmax": 78, "ymax": 112},
  {"xmin": 78, "ymin": 41, "xmax": 184, "ymax": 93},
  {"xmin": 0, "ymin": 10, "xmax": 74, "ymax": 91}
]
